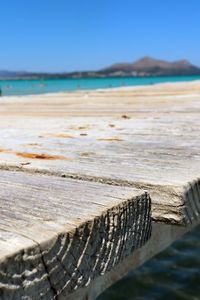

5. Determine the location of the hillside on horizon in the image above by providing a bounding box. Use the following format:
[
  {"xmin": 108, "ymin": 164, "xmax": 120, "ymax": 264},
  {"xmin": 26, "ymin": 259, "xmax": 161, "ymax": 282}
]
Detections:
[
  {"xmin": 100, "ymin": 56, "xmax": 200, "ymax": 76},
  {"xmin": 1, "ymin": 56, "xmax": 200, "ymax": 80}
]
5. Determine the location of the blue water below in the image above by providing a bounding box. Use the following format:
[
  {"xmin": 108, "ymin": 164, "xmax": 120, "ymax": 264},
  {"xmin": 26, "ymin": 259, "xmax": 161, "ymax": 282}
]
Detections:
[
  {"xmin": 0, "ymin": 75, "xmax": 200, "ymax": 96},
  {"xmin": 98, "ymin": 225, "xmax": 200, "ymax": 300}
]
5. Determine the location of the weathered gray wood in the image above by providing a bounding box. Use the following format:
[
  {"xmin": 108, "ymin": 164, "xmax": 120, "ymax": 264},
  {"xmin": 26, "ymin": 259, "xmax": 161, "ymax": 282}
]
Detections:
[
  {"xmin": 67, "ymin": 222, "xmax": 197, "ymax": 300},
  {"xmin": 0, "ymin": 81, "xmax": 200, "ymax": 224},
  {"xmin": 0, "ymin": 170, "xmax": 151, "ymax": 300},
  {"xmin": 0, "ymin": 81, "xmax": 200, "ymax": 299}
]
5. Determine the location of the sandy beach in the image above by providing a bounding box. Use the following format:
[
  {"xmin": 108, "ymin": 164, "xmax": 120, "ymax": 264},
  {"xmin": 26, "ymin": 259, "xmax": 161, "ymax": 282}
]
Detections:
[{"xmin": 0, "ymin": 80, "xmax": 200, "ymax": 117}]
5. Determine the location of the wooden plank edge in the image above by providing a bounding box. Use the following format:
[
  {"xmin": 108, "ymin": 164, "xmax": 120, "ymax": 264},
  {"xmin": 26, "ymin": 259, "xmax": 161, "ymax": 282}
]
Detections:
[
  {"xmin": 0, "ymin": 189, "xmax": 151, "ymax": 299},
  {"xmin": 0, "ymin": 164, "xmax": 199, "ymax": 225},
  {"xmin": 66, "ymin": 222, "xmax": 198, "ymax": 300}
]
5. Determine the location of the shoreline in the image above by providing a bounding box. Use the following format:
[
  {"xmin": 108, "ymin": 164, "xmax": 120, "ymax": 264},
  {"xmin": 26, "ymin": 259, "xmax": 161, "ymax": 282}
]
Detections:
[
  {"xmin": 0, "ymin": 79, "xmax": 200, "ymax": 118},
  {"xmin": 1, "ymin": 79, "xmax": 200, "ymax": 99}
]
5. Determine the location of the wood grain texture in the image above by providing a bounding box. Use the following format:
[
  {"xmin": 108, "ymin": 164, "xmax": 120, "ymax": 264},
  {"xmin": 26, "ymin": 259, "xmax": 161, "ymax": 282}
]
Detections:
[
  {"xmin": 0, "ymin": 170, "xmax": 151, "ymax": 299},
  {"xmin": 66, "ymin": 222, "xmax": 197, "ymax": 300},
  {"xmin": 0, "ymin": 81, "xmax": 199, "ymax": 299},
  {"xmin": 0, "ymin": 81, "xmax": 200, "ymax": 224}
]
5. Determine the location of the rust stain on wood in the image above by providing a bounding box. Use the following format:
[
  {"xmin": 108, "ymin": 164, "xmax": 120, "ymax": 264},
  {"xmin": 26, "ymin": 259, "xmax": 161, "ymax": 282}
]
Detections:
[
  {"xmin": 80, "ymin": 152, "xmax": 95, "ymax": 157},
  {"xmin": 22, "ymin": 143, "xmax": 42, "ymax": 147},
  {"xmin": 78, "ymin": 126, "xmax": 90, "ymax": 130},
  {"xmin": 47, "ymin": 133, "xmax": 74, "ymax": 139},
  {"xmin": 68, "ymin": 125, "xmax": 91, "ymax": 130},
  {"xmin": 80, "ymin": 133, "xmax": 88, "ymax": 136},
  {"xmin": 97, "ymin": 137, "xmax": 123, "ymax": 142},
  {"xmin": 0, "ymin": 148, "xmax": 70, "ymax": 160},
  {"xmin": 15, "ymin": 152, "xmax": 66, "ymax": 160},
  {"xmin": 121, "ymin": 114, "xmax": 131, "ymax": 119}
]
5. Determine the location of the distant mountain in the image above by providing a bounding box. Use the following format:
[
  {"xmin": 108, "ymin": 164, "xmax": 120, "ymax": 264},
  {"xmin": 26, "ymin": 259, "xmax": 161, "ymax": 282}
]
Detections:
[
  {"xmin": 101, "ymin": 56, "xmax": 200, "ymax": 76},
  {"xmin": 1, "ymin": 57, "xmax": 200, "ymax": 80},
  {"xmin": 0, "ymin": 70, "xmax": 26, "ymax": 77}
]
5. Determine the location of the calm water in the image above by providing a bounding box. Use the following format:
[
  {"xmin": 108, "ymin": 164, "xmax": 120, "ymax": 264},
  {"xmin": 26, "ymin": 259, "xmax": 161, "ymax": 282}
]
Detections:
[
  {"xmin": 98, "ymin": 225, "xmax": 200, "ymax": 300},
  {"xmin": 0, "ymin": 75, "xmax": 200, "ymax": 96}
]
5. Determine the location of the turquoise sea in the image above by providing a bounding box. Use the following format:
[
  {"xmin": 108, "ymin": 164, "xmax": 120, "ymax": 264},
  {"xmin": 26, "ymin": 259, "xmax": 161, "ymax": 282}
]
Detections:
[{"xmin": 0, "ymin": 75, "xmax": 200, "ymax": 96}]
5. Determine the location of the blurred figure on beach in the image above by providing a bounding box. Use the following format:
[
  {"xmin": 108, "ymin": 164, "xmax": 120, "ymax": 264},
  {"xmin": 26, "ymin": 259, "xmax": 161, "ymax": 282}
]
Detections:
[
  {"xmin": 40, "ymin": 80, "xmax": 46, "ymax": 87},
  {"xmin": 0, "ymin": 88, "xmax": 2, "ymax": 96}
]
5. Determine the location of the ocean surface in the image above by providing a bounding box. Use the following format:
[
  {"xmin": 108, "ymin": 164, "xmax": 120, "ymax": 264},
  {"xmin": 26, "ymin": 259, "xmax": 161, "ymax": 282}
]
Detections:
[
  {"xmin": 0, "ymin": 75, "xmax": 200, "ymax": 96},
  {"xmin": 98, "ymin": 225, "xmax": 200, "ymax": 300}
]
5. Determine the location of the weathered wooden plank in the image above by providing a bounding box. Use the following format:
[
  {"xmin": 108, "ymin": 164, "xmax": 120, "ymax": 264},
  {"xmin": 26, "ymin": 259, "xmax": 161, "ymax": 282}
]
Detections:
[
  {"xmin": 0, "ymin": 81, "xmax": 199, "ymax": 226},
  {"xmin": 0, "ymin": 170, "xmax": 151, "ymax": 299},
  {"xmin": 67, "ymin": 222, "xmax": 197, "ymax": 300},
  {"xmin": 0, "ymin": 81, "xmax": 199, "ymax": 299},
  {"xmin": 0, "ymin": 114, "xmax": 199, "ymax": 225}
]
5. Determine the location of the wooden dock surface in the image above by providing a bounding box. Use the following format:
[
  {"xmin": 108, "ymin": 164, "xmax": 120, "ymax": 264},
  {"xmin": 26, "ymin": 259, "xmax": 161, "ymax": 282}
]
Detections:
[
  {"xmin": 0, "ymin": 81, "xmax": 200, "ymax": 225},
  {"xmin": 0, "ymin": 171, "xmax": 151, "ymax": 299},
  {"xmin": 0, "ymin": 81, "xmax": 200, "ymax": 299}
]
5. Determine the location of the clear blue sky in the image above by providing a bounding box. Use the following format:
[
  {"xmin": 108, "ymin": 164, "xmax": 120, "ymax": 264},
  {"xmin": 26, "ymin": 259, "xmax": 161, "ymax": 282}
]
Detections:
[{"xmin": 0, "ymin": 0, "xmax": 200, "ymax": 72}]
